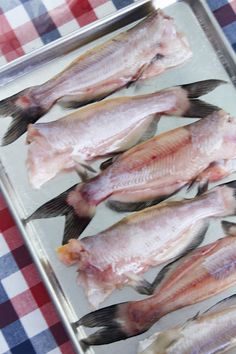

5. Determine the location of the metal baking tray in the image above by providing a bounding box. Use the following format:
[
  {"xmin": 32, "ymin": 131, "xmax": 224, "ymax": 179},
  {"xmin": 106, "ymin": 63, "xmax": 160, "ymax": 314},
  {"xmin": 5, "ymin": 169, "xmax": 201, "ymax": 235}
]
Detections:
[{"xmin": 1, "ymin": 1, "xmax": 236, "ymax": 353}]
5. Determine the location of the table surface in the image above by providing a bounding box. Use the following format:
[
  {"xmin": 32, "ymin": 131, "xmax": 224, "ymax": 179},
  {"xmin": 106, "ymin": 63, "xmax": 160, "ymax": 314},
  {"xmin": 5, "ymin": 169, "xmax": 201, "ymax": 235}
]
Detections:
[{"xmin": 0, "ymin": 1, "xmax": 236, "ymax": 353}]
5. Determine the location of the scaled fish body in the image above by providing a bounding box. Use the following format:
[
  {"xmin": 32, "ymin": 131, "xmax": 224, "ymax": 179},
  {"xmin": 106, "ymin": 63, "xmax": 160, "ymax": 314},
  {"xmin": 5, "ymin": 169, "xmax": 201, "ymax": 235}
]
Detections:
[
  {"xmin": 78, "ymin": 218, "xmax": 236, "ymax": 347},
  {"xmin": 28, "ymin": 110, "xmax": 236, "ymax": 244},
  {"xmin": 26, "ymin": 79, "xmax": 221, "ymax": 188},
  {"xmin": 58, "ymin": 183, "xmax": 235, "ymax": 308},
  {"xmin": 0, "ymin": 10, "xmax": 192, "ymax": 145},
  {"xmin": 138, "ymin": 293, "xmax": 236, "ymax": 354}
]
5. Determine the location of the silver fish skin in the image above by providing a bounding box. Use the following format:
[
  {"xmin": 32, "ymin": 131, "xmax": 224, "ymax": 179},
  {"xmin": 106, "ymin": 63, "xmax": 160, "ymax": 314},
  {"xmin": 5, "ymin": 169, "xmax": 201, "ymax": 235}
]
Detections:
[
  {"xmin": 27, "ymin": 110, "xmax": 236, "ymax": 244},
  {"xmin": 78, "ymin": 216, "xmax": 236, "ymax": 347},
  {"xmin": 0, "ymin": 10, "xmax": 192, "ymax": 145},
  {"xmin": 26, "ymin": 79, "xmax": 222, "ymax": 189},
  {"xmin": 58, "ymin": 183, "xmax": 235, "ymax": 308},
  {"xmin": 138, "ymin": 294, "xmax": 236, "ymax": 354}
]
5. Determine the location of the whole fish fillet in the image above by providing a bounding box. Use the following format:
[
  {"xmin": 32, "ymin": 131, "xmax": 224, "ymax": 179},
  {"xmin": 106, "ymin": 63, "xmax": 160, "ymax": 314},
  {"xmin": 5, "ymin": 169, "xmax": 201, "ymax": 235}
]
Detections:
[
  {"xmin": 78, "ymin": 215, "xmax": 236, "ymax": 347},
  {"xmin": 0, "ymin": 10, "xmax": 192, "ymax": 145},
  {"xmin": 27, "ymin": 110, "xmax": 236, "ymax": 244},
  {"xmin": 26, "ymin": 79, "xmax": 222, "ymax": 188},
  {"xmin": 57, "ymin": 182, "xmax": 234, "ymax": 308},
  {"xmin": 138, "ymin": 293, "xmax": 236, "ymax": 354}
]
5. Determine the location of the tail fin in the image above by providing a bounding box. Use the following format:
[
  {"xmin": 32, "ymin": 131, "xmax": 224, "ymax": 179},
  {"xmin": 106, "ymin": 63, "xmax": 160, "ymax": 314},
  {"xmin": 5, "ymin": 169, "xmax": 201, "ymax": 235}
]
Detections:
[
  {"xmin": 26, "ymin": 184, "xmax": 94, "ymax": 244},
  {"xmin": 181, "ymin": 79, "xmax": 226, "ymax": 118},
  {"xmin": 0, "ymin": 88, "xmax": 48, "ymax": 145},
  {"xmin": 76, "ymin": 302, "xmax": 144, "ymax": 346},
  {"xmin": 181, "ymin": 79, "xmax": 227, "ymax": 98},
  {"xmin": 183, "ymin": 99, "xmax": 221, "ymax": 118}
]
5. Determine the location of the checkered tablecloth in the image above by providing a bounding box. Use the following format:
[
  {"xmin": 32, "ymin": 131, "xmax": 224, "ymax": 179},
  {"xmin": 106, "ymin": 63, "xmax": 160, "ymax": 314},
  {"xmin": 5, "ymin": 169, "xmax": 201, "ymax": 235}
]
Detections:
[{"xmin": 0, "ymin": 1, "xmax": 236, "ymax": 353}]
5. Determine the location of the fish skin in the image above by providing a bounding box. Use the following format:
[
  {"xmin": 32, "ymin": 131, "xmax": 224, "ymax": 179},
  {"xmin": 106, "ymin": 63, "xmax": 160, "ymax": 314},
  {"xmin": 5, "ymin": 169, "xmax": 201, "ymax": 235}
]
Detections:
[
  {"xmin": 138, "ymin": 295, "xmax": 236, "ymax": 354},
  {"xmin": 26, "ymin": 79, "xmax": 224, "ymax": 189},
  {"xmin": 58, "ymin": 184, "xmax": 234, "ymax": 308},
  {"xmin": 68, "ymin": 110, "xmax": 236, "ymax": 210},
  {"xmin": 79, "ymin": 224, "xmax": 236, "ymax": 346},
  {"xmin": 124, "ymin": 237, "xmax": 236, "ymax": 335},
  {"xmin": 26, "ymin": 87, "xmax": 185, "ymax": 189},
  {"xmin": 27, "ymin": 110, "xmax": 236, "ymax": 244},
  {"xmin": 0, "ymin": 10, "xmax": 192, "ymax": 145}
]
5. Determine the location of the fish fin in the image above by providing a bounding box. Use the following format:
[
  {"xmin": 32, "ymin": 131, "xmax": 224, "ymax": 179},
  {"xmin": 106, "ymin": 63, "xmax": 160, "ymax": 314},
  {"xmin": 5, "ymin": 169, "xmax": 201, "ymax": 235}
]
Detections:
[
  {"xmin": 77, "ymin": 304, "xmax": 120, "ymax": 328},
  {"xmin": 2, "ymin": 116, "xmax": 30, "ymax": 146},
  {"xmin": 72, "ymin": 158, "xmax": 96, "ymax": 174},
  {"xmin": 221, "ymin": 220, "xmax": 236, "ymax": 237},
  {"xmin": 26, "ymin": 184, "xmax": 93, "ymax": 244},
  {"xmin": 76, "ymin": 302, "xmax": 146, "ymax": 346},
  {"xmin": 26, "ymin": 185, "xmax": 77, "ymax": 220},
  {"xmin": 106, "ymin": 195, "xmax": 168, "ymax": 213},
  {"xmin": 137, "ymin": 114, "xmax": 159, "ymax": 144},
  {"xmin": 75, "ymin": 167, "xmax": 88, "ymax": 182},
  {"xmin": 203, "ymin": 294, "xmax": 236, "ymax": 315},
  {"xmin": 135, "ymin": 220, "xmax": 209, "ymax": 295},
  {"xmin": 181, "ymin": 79, "xmax": 227, "ymax": 99},
  {"xmin": 100, "ymin": 156, "xmax": 117, "ymax": 170},
  {"xmin": 79, "ymin": 162, "xmax": 96, "ymax": 174},
  {"xmin": 135, "ymin": 259, "xmax": 182, "ymax": 296},
  {"xmin": 63, "ymin": 210, "xmax": 91, "ymax": 245},
  {"xmin": 100, "ymin": 115, "xmax": 159, "ymax": 171},
  {"xmin": 79, "ymin": 340, "xmax": 89, "ymax": 353},
  {"xmin": 106, "ymin": 186, "xmax": 184, "ymax": 213},
  {"xmin": 0, "ymin": 89, "xmax": 49, "ymax": 145},
  {"xmin": 174, "ymin": 219, "xmax": 209, "ymax": 255},
  {"xmin": 80, "ymin": 327, "xmax": 128, "ymax": 346},
  {"xmin": 183, "ymin": 99, "xmax": 221, "ymax": 118},
  {"xmin": 196, "ymin": 179, "xmax": 209, "ymax": 196},
  {"xmin": 125, "ymin": 272, "xmax": 152, "ymax": 293},
  {"xmin": 74, "ymin": 160, "xmax": 96, "ymax": 182},
  {"xmin": 187, "ymin": 178, "xmax": 197, "ymax": 193},
  {"xmin": 222, "ymin": 180, "xmax": 236, "ymax": 189}
]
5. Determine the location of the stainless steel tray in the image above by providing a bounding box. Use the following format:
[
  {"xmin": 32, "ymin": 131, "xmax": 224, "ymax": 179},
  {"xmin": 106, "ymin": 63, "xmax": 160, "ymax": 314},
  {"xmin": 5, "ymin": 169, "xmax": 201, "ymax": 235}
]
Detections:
[{"xmin": 1, "ymin": 1, "xmax": 236, "ymax": 354}]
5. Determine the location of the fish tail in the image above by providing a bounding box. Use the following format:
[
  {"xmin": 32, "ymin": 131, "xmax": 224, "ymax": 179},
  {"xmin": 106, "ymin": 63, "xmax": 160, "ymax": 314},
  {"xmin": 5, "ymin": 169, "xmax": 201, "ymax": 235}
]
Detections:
[
  {"xmin": 26, "ymin": 184, "xmax": 95, "ymax": 244},
  {"xmin": 181, "ymin": 79, "xmax": 226, "ymax": 118},
  {"xmin": 0, "ymin": 88, "xmax": 49, "ymax": 145},
  {"xmin": 183, "ymin": 99, "xmax": 221, "ymax": 118},
  {"xmin": 75, "ymin": 302, "xmax": 151, "ymax": 346},
  {"xmin": 181, "ymin": 79, "xmax": 227, "ymax": 99}
]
